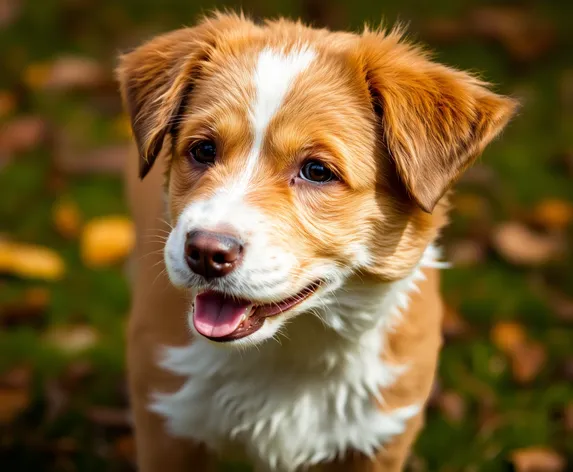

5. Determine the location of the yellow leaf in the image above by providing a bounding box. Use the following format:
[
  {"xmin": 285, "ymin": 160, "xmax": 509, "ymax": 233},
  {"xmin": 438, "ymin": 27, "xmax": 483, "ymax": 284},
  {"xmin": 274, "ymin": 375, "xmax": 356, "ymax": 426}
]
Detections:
[
  {"xmin": 81, "ymin": 216, "xmax": 135, "ymax": 268},
  {"xmin": 113, "ymin": 114, "xmax": 132, "ymax": 140},
  {"xmin": 0, "ymin": 240, "xmax": 65, "ymax": 281},
  {"xmin": 53, "ymin": 199, "xmax": 82, "ymax": 239},
  {"xmin": 491, "ymin": 321, "xmax": 526, "ymax": 355},
  {"xmin": 530, "ymin": 199, "xmax": 573, "ymax": 231},
  {"xmin": 23, "ymin": 62, "xmax": 52, "ymax": 90}
]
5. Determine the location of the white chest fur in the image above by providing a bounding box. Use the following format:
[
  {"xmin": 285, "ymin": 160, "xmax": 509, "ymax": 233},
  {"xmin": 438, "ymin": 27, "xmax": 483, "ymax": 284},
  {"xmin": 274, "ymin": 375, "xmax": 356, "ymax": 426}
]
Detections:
[{"xmin": 151, "ymin": 246, "xmax": 443, "ymax": 471}]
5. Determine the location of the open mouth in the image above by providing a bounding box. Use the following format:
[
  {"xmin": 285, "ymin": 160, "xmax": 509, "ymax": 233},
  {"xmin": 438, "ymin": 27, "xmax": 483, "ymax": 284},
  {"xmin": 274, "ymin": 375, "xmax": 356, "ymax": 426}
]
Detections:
[{"xmin": 192, "ymin": 281, "xmax": 322, "ymax": 342}]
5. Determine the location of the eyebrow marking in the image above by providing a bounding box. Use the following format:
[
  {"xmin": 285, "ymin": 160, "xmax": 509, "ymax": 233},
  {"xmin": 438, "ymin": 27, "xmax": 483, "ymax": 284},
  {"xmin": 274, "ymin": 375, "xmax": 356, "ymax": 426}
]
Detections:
[{"xmin": 231, "ymin": 45, "xmax": 317, "ymax": 194}]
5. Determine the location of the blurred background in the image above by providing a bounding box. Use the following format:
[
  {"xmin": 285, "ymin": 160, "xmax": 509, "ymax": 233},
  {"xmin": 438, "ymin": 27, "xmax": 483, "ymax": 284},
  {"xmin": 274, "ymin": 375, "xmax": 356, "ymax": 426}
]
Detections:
[{"xmin": 0, "ymin": 0, "xmax": 572, "ymax": 471}]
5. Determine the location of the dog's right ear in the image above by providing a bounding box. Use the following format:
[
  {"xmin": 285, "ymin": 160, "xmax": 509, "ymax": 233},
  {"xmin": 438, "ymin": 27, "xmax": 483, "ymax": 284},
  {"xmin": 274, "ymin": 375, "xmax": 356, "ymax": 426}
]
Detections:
[{"xmin": 116, "ymin": 13, "xmax": 255, "ymax": 179}]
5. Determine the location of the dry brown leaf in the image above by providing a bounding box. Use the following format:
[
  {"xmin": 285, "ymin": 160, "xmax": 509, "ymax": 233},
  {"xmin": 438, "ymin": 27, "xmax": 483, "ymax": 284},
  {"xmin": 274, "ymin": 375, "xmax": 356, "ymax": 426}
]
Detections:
[
  {"xmin": 420, "ymin": 17, "xmax": 465, "ymax": 42},
  {"xmin": 0, "ymin": 240, "xmax": 65, "ymax": 281},
  {"xmin": 24, "ymin": 56, "xmax": 108, "ymax": 91},
  {"xmin": 548, "ymin": 292, "xmax": 573, "ymax": 322},
  {"xmin": 52, "ymin": 199, "xmax": 82, "ymax": 239},
  {"xmin": 0, "ymin": 387, "xmax": 30, "ymax": 424},
  {"xmin": 0, "ymin": 90, "xmax": 16, "ymax": 118},
  {"xmin": 491, "ymin": 321, "xmax": 527, "ymax": 355},
  {"xmin": 0, "ymin": 287, "xmax": 50, "ymax": 328},
  {"xmin": 86, "ymin": 406, "xmax": 131, "ymax": 428},
  {"xmin": 55, "ymin": 140, "xmax": 128, "ymax": 175},
  {"xmin": 564, "ymin": 403, "xmax": 573, "ymax": 433},
  {"xmin": 61, "ymin": 361, "xmax": 94, "ymax": 392},
  {"xmin": 442, "ymin": 304, "xmax": 469, "ymax": 339},
  {"xmin": 437, "ymin": 391, "xmax": 466, "ymax": 424},
  {"xmin": 492, "ymin": 222, "xmax": 562, "ymax": 266},
  {"xmin": 468, "ymin": 7, "xmax": 556, "ymax": 63},
  {"xmin": 0, "ymin": 365, "xmax": 32, "ymax": 389},
  {"xmin": 114, "ymin": 434, "xmax": 136, "ymax": 462},
  {"xmin": 81, "ymin": 216, "xmax": 135, "ymax": 268},
  {"xmin": 510, "ymin": 447, "xmax": 565, "ymax": 472},
  {"xmin": 530, "ymin": 199, "xmax": 573, "ymax": 231},
  {"xmin": 448, "ymin": 239, "xmax": 486, "ymax": 267},
  {"xmin": 43, "ymin": 325, "xmax": 99, "ymax": 353},
  {"xmin": 0, "ymin": 115, "xmax": 48, "ymax": 157},
  {"xmin": 511, "ymin": 341, "xmax": 547, "ymax": 384},
  {"xmin": 0, "ymin": 0, "xmax": 22, "ymax": 27}
]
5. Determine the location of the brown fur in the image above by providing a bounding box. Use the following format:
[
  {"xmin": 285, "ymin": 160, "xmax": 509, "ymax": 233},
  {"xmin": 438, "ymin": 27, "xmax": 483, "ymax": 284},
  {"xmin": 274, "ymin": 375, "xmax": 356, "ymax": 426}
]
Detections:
[{"xmin": 120, "ymin": 11, "xmax": 516, "ymax": 471}]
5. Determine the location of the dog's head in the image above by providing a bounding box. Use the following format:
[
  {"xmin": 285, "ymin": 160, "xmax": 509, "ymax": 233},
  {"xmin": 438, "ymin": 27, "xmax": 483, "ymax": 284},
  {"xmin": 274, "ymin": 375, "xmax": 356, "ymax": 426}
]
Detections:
[{"xmin": 118, "ymin": 12, "xmax": 517, "ymax": 346}]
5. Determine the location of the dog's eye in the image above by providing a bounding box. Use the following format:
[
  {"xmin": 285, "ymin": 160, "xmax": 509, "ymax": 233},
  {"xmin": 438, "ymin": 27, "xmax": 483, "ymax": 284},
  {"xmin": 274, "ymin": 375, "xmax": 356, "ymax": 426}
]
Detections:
[
  {"xmin": 188, "ymin": 140, "xmax": 217, "ymax": 165},
  {"xmin": 299, "ymin": 160, "xmax": 336, "ymax": 183}
]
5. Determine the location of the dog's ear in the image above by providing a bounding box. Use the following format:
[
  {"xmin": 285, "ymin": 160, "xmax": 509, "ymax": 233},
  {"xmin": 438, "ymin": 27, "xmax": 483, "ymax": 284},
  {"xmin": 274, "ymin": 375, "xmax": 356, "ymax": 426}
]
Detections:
[
  {"xmin": 357, "ymin": 30, "xmax": 518, "ymax": 213},
  {"xmin": 116, "ymin": 13, "xmax": 255, "ymax": 179}
]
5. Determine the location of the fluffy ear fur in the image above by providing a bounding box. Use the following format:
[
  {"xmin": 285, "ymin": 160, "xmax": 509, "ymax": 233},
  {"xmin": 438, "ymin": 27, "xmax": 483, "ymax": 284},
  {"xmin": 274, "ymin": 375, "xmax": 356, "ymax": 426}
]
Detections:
[
  {"xmin": 358, "ymin": 30, "xmax": 518, "ymax": 213},
  {"xmin": 116, "ymin": 13, "xmax": 255, "ymax": 179}
]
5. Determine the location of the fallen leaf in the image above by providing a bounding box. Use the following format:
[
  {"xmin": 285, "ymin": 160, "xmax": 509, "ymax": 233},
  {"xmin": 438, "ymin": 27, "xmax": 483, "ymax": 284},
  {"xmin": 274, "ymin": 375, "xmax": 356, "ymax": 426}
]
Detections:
[
  {"xmin": 420, "ymin": 17, "xmax": 465, "ymax": 42},
  {"xmin": 0, "ymin": 90, "xmax": 16, "ymax": 118},
  {"xmin": 511, "ymin": 341, "xmax": 547, "ymax": 384},
  {"xmin": 548, "ymin": 291, "xmax": 573, "ymax": 322},
  {"xmin": 510, "ymin": 447, "xmax": 565, "ymax": 472},
  {"xmin": 0, "ymin": 115, "xmax": 48, "ymax": 158},
  {"xmin": 0, "ymin": 240, "xmax": 65, "ymax": 281},
  {"xmin": 43, "ymin": 325, "xmax": 99, "ymax": 353},
  {"xmin": 81, "ymin": 216, "xmax": 135, "ymax": 268},
  {"xmin": 52, "ymin": 199, "xmax": 82, "ymax": 239},
  {"xmin": 564, "ymin": 403, "xmax": 573, "ymax": 433},
  {"xmin": 114, "ymin": 435, "xmax": 136, "ymax": 462},
  {"xmin": 562, "ymin": 358, "xmax": 573, "ymax": 383},
  {"xmin": 24, "ymin": 56, "xmax": 108, "ymax": 91},
  {"xmin": 113, "ymin": 114, "xmax": 132, "ymax": 140},
  {"xmin": 467, "ymin": 7, "xmax": 556, "ymax": 63},
  {"xmin": 61, "ymin": 360, "xmax": 94, "ymax": 392},
  {"xmin": 44, "ymin": 378, "xmax": 69, "ymax": 422},
  {"xmin": 86, "ymin": 406, "xmax": 131, "ymax": 428},
  {"xmin": 437, "ymin": 391, "xmax": 466, "ymax": 424},
  {"xmin": 0, "ymin": 387, "xmax": 30, "ymax": 424},
  {"xmin": 55, "ymin": 139, "xmax": 128, "ymax": 175},
  {"xmin": 0, "ymin": 365, "xmax": 32, "ymax": 389},
  {"xmin": 447, "ymin": 239, "xmax": 486, "ymax": 267},
  {"xmin": 529, "ymin": 199, "xmax": 573, "ymax": 231},
  {"xmin": 0, "ymin": 0, "xmax": 22, "ymax": 28},
  {"xmin": 491, "ymin": 321, "xmax": 527, "ymax": 355},
  {"xmin": 54, "ymin": 437, "xmax": 77, "ymax": 454},
  {"xmin": 452, "ymin": 193, "xmax": 491, "ymax": 221},
  {"xmin": 492, "ymin": 222, "xmax": 563, "ymax": 266},
  {"xmin": 442, "ymin": 304, "xmax": 469, "ymax": 339},
  {"xmin": 0, "ymin": 287, "xmax": 49, "ymax": 328}
]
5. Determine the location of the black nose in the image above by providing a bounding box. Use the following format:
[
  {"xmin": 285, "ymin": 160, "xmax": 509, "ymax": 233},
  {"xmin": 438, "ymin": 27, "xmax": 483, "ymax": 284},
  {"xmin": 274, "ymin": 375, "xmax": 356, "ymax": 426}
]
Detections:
[{"xmin": 185, "ymin": 230, "xmax": 243, "ymax": 279}]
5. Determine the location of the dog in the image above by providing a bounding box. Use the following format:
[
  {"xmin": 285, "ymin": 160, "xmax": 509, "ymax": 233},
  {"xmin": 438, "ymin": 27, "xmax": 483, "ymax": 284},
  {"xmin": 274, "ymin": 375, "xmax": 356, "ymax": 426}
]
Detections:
[{"xmin": 118, "ymin": 12, "xmax": 517, "ymax": 472}]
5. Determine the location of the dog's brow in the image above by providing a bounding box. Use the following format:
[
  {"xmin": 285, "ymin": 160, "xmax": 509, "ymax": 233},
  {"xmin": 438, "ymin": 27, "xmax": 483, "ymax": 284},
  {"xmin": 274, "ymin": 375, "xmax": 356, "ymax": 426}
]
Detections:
[{"xmin": 225, "ymin": 46, "xmax": 316, "ymax": 196}]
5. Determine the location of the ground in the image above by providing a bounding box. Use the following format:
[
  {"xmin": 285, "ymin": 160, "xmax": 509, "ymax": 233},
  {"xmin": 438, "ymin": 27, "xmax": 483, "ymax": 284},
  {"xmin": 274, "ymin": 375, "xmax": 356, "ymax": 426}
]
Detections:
[{"xmin": 0, "ymin": 0, "xmax": 571, "ymax": 471}]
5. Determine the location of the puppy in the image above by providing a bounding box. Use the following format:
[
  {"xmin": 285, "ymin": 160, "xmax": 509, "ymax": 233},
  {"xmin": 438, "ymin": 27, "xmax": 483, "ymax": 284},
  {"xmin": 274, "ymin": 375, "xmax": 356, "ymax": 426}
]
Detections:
[{"xmin": 118, "ymin": 12, "xmax": 517, "ymax": 472}]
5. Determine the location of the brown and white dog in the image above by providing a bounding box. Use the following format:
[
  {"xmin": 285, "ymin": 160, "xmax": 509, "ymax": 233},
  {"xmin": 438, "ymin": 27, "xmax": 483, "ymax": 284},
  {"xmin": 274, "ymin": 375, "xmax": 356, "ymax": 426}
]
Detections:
[{"xmin": 118, "ymin": 12, "xmax": 517, "ymax": 472}]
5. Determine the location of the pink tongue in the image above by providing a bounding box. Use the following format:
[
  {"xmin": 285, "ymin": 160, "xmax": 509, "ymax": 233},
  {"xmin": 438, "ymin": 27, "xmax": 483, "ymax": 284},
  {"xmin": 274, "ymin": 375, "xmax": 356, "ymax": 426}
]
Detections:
[{"xmin": 193, "ymin": 291, "xmax": 252, "ymax": 338}]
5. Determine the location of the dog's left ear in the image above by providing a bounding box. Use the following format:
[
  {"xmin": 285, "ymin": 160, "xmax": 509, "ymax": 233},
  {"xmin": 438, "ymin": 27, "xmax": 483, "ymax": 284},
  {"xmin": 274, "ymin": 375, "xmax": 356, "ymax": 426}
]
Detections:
[
  {"xmin": 116, "ymin": 13, "xmax": 256, "ymax": 179},
  {"xmin": 358, "ymin": 31, "xmax": 519, "ymax": 213}
]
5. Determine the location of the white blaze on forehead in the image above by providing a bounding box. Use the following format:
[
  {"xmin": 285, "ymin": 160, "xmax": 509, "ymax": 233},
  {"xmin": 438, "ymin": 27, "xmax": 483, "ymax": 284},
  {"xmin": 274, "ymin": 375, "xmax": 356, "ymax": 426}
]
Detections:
[{"xmin": 230, "ymin": 46, "xmax": 317, "ymax": 193}]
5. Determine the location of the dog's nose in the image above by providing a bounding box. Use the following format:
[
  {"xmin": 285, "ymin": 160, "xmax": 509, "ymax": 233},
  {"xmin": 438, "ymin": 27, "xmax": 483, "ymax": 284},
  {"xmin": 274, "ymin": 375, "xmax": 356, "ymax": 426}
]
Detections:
[{"xmin": 185, "ymin": 230, "xmax": 243, "ymax": 279}]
